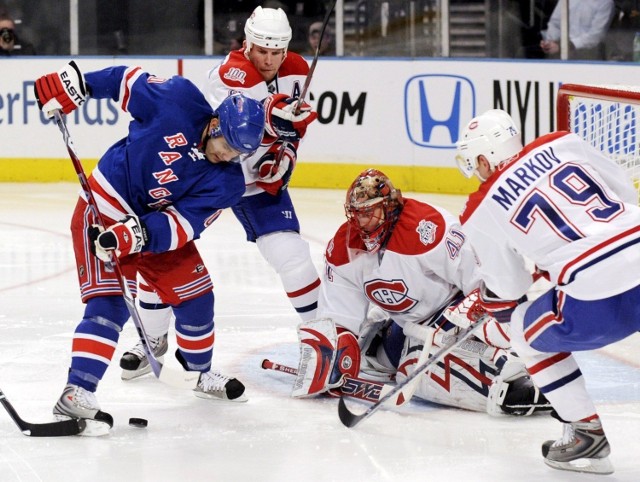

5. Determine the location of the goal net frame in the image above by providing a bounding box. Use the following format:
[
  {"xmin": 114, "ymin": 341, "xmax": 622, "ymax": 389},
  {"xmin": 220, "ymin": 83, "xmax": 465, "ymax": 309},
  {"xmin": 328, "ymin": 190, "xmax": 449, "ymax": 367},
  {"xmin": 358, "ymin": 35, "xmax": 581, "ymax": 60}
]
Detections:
[{"xmin": 556, "ymin": 83, "xmax": 640, "ymax": 201}]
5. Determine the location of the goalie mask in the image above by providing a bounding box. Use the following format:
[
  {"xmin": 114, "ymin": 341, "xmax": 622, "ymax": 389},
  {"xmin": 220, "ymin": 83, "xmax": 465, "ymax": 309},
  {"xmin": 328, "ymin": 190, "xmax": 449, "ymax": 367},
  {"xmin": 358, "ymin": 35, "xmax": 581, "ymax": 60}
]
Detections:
[
  {"xmin": 244, "ymin": 6, "xmax": 292, "ymax": 55},
  {"xmin": 345, "ymin": 169, "xmax": 404, "ymax": 253},
  {"xmin": 455, "ymin": 109, "xmax": 522, "ymax": 180}
]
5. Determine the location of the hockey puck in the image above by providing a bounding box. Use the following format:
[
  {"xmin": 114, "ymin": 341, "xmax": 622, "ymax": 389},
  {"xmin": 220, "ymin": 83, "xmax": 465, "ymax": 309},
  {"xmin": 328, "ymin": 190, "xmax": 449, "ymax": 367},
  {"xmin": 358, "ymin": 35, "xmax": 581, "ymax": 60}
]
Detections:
[{"xmin": 128, "ymin": 417, "xmax": 148, "ymax": 428}]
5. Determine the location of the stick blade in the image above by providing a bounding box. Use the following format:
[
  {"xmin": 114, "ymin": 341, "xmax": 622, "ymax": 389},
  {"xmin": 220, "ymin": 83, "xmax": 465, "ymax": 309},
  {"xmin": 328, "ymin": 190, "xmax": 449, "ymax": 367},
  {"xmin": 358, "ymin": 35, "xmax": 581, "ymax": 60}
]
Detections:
[
  {"xmin": 158, "ymin": 365, "xmax": 201, "ymax": 389},
  {"xmin": 24, "ymin": 418, "xmax": 86, "ymax": 437},
  {"xmin": 337, "ymin": 397, "xmax": 367, "ymax": 428}
]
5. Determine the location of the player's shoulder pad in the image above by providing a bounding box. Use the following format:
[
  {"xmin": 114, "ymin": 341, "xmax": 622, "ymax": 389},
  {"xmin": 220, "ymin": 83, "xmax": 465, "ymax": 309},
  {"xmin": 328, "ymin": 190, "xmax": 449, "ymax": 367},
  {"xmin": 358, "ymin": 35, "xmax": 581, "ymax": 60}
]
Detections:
[
  {"xmin": 218, "ymin": 50, "xmax": 264, "ymax": 88},
  {"xmin": 325, "ymin": 222, "xmax": 365, "ymax": 267},
  {"xmin": 279, "ymin": 52, "xmax": 310, "ymax": 76},
  {"xmin": 386, "ymin": 199, "xmax": 447, "ymax": 255}
]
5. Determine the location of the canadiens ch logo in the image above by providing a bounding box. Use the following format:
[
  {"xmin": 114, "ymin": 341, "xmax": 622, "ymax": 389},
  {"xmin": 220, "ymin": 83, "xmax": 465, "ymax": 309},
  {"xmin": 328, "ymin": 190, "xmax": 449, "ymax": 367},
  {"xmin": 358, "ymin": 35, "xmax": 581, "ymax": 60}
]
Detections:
[
  {"xmin": 364, "ymin": 279, "xmax": 418, "ymax": 313},
  {"xmin": 416, "ymin": 219, "xmax": 437, "ymax": 245}
]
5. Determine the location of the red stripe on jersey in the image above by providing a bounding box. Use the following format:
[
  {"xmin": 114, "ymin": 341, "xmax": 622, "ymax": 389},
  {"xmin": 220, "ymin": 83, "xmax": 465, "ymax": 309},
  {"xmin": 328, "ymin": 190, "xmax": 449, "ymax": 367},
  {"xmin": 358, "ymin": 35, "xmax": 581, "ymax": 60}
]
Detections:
[
  {"xmin": 121, "ymin": 67, "xmax": 142, "ymax": 112},
  {"xmin": 524, "ymin": 312, "xmax": 558, "ymax": 342},
  {"xmin": 177, "ymin": 332, "xmax": 215, "ymax": 351},
  {"xmin": 72, "ymin": 337, "xmax": 116, "ymax": 360},
  {"xmin": 287, "ymin": 277, "xmax": 321, "ymax": 298},
  {"xmin": 527, "ymin": 352, "xmax": 571, "ymax": 375},
  {"xmin": 558, "ymin": 224, "xmax": 640, "ymax": 285},
  {"xmin": 164, "ymin": 209, "xmax": 190, "ymax": 248},
  {"xmin": 524, "ymin": 290, "xmax": 566, "ymax": 342},
  {"xmin": 88, "ymin": 176, "xmax": 127, "ymax": 220}
]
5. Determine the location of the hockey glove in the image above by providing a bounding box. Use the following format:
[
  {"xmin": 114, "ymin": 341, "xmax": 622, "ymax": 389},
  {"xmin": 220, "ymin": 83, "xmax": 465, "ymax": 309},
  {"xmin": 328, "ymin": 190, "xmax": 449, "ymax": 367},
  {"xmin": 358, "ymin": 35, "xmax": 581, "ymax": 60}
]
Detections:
[
  {"xmin": 34, "ymin": 60, "xmax": 88, "ymax": 118},
  {"xmin": 263, "ymin": 93, "xmax": 317, "ymax": 142},
  {"xmin": 443, "ymin": 288, "xmax": 518, "ymax": 349},
  {"xmin": 255, "ymin": 142, "xmax": 297, "ymax": 195},
  {"xmin": 444, "ymin": 288, "xmax": 518, "ymax": 329},
  {"xmin": 88, "ymin": 215, "xmax": 148, "ymax": 262}
]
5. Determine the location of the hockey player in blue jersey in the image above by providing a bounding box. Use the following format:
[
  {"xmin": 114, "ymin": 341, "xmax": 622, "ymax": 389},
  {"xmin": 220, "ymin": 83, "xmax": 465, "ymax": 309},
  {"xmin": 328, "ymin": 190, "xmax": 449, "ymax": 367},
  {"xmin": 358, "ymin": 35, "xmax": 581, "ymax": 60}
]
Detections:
[
  {"xmin": 34, "ymin": 61, "xmax": 265, "ymax": 436},
  {"xmin": 119, "ymin": 5, "xmax": 322, "ymax": 381}
]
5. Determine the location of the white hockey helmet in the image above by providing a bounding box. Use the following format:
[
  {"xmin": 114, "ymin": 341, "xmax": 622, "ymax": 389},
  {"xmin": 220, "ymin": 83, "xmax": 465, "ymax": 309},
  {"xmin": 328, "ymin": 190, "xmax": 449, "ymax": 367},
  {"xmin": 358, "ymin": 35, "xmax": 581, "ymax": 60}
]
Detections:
[
  {"xmin": 455, "ymin": 109, "xmax": 523, "ymax": 179},
  {"xmin": 244, "ymin": 6, "xmax": 292, "ymax": 53}
]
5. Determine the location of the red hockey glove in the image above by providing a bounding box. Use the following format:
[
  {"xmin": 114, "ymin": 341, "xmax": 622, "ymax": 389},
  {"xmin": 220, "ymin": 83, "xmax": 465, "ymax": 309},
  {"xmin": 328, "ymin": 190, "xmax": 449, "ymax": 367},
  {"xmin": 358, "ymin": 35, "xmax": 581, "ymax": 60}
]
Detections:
[
  {"xmin": 255, "ymin": 142, "xmax": 297, "ymax": 195},
  {"xmin": 444, "ymin": 288, "xmax": 518, "ymax": 329},
  {"xmin": 263, "ymin": 93, "xmax": 317, "ymax": 142},
  {"xmin": 88, "ymin": 215, "xmax": 148, "ymax": 262},
  {"xmin": 34, "ymin": 61, "xmax": 87, "ymax": 118}
]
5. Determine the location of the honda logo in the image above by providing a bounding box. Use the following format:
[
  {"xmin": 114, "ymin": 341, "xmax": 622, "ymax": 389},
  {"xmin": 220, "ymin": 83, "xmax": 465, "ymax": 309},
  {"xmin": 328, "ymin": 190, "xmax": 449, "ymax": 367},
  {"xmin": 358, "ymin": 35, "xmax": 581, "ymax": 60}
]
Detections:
[{"xmin": 404, "ymin": 74, "xmax": 475, "ymax": 148}]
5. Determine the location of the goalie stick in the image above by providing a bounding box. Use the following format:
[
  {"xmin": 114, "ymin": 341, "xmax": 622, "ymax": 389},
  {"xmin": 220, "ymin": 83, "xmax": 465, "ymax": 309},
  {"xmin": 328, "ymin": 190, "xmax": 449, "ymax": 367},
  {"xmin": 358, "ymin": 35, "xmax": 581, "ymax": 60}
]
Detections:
[
  {"xmin": 261, "ymin": 358, "xmax": 393, "ymax": 403},
  {"xmin": 53, "ymin": 111, "xmax": 200, "ymax": 390},
  {"xmin": 0, "ymin": 388, "xmax": 85, "ymax": 437},
  {"xmin": 338, "ymin": 314, "xmax": 492, "ymax": 428}
]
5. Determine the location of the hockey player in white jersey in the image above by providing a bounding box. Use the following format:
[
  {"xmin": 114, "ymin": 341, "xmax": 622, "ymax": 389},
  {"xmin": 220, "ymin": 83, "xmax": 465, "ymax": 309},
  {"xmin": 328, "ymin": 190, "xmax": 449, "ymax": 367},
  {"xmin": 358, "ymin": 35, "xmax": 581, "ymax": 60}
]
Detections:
[
  {"xmin": 291, "ymin": 168, "xmax": 550, "ymax": 417},
  {"xmin": 455, "ymin": 108, "xmax": 640, "ymax": 474},
  {"xmin": 119, "ymin": 6, "xmax": 321, "ymax": 379}
]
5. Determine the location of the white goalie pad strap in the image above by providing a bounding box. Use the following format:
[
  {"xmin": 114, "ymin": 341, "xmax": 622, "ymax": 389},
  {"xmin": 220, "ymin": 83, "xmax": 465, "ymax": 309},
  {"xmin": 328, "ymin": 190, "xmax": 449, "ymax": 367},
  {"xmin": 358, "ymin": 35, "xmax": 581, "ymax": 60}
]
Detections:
[{"xmin": 292, "ymin": 318, "xmax": 338, "ymax": 398}]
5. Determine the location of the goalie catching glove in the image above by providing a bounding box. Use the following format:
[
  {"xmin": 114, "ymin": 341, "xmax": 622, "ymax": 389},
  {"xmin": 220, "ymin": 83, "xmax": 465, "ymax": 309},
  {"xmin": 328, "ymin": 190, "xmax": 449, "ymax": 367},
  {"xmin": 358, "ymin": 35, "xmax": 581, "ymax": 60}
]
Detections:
[
  {"xmin": 292, "ymin": 318, "xmax": 360, "ymax": 398},
  {"xmin": 263, "ymin": 93, "xmax": 317, "ymax": 142},
  {"xmin": 88, "ymin": 215, "xmax": 148, "ymax": 262},
  {"xmin": 34, "ymin": 60, "xmax": 88, "ymax": 118},
  {"xmin": 255, "ymin": 142, "xmax": 296, "ymax": 195}
]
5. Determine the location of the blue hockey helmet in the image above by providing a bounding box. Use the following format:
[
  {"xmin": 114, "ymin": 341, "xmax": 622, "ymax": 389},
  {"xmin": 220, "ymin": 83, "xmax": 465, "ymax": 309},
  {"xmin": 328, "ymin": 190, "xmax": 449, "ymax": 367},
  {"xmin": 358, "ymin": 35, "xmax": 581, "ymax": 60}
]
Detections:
[{"xmin": 213, "ymin": 94, "xmax": 265, "ymax": 154}]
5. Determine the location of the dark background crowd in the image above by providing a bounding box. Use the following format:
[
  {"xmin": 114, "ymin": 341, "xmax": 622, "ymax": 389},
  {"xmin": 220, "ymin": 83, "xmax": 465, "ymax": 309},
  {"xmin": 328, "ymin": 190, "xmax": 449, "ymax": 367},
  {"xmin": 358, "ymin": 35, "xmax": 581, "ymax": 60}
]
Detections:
[{"xmin": 2, "ymin": 0, "xmax": 640, "ymax": 61}]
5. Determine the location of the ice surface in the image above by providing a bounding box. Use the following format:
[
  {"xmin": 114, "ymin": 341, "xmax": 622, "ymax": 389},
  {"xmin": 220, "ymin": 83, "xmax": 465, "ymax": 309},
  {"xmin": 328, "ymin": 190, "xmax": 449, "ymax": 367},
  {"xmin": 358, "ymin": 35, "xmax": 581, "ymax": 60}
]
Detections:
[{"xmin": 0, "ymin": 184, "xmax": 638, "ymax": 481}]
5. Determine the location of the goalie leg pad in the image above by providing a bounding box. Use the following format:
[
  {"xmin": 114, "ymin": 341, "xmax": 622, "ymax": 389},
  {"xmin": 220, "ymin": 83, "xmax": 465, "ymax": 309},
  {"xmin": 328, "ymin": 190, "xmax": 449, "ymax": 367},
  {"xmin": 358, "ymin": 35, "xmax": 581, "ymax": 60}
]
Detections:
[{"xmin": 292, "ymin": 319, "xmax": 360, "ymax": 398}]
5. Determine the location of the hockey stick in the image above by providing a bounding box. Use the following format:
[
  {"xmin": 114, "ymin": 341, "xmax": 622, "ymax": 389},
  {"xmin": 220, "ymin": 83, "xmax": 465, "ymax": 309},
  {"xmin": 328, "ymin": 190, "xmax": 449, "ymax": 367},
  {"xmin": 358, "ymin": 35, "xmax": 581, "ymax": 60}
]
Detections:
[
  {"xmin": 53, "ymin": 111, "xmax": 200, "ymax": 390},
  {"xmin": 0, "ymin": 388, "xmax": 85, "ymax": 437},
  {"xmin": 295, "ymin": 0, "xmax": 337, "ymax": 113},
  {"xmin": 391, "ymin": 323, "xmax": 435, "ymax": 407},
  {"xmin": 271, "ymin": 0, "xmax": 337, "ymax": 167},
  {"xmin": 338, "ymin": 314, "xmax": 491, "ymax": 428},
  {"xmin": 261, "ymin": 359, "xmax": 393, "ymax": 403}
]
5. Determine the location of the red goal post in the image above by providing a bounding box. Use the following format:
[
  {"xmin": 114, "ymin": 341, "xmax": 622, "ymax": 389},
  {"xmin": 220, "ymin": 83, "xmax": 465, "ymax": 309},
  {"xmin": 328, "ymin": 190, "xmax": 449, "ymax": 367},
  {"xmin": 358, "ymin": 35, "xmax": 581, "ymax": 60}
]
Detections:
[{"xmin": 557, "ymin": 83, "xmax": 640, "ymax": 202}]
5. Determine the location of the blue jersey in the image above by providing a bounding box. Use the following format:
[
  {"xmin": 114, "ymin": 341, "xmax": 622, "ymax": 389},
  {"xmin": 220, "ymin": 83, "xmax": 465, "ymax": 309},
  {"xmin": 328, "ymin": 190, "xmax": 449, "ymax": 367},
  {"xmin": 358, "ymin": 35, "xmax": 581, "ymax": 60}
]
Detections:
[{"xmin": 84, "ymin": 66, "xmax": 245, "ymax": 253}]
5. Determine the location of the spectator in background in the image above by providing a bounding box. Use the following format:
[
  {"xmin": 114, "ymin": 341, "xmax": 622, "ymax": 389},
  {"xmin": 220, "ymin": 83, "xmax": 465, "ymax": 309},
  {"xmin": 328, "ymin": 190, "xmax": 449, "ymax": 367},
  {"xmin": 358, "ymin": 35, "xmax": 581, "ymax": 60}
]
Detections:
[
  {"xmin": 0, "ymin": 9, "xmax": 35, "ymax": 55},
  {"xmin": 227, "ymin": 36, "xmax": 243, "ymax": 53},
  {"xmin": 305, "ymin": 20, "xmax": 334, "ymax": 56},
  {"xmin": 540, "ymin": 0, "xmax": 615, "ymax": 60}
]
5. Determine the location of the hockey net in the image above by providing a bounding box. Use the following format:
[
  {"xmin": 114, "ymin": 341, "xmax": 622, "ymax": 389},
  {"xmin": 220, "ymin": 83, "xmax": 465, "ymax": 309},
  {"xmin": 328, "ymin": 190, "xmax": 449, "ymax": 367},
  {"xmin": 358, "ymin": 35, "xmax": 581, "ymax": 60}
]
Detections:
[{"xmin": 557, "ymin": 83, "xmax": 640, "ymax": 203}]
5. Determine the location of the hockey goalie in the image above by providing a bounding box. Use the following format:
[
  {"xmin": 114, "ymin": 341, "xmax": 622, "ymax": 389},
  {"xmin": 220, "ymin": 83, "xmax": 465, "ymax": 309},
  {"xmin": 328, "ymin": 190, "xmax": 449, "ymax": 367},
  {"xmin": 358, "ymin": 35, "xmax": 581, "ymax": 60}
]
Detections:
[{"xmin": 292, "ymin": 169, "xmax": 550, "ymax": 417}]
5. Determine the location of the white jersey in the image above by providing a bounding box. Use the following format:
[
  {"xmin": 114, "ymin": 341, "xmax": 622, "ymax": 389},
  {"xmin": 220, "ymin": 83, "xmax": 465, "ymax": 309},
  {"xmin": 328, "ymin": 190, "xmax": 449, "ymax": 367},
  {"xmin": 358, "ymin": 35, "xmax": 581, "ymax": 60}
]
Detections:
[
  {"xmin": 204, "ymin": 49, "xmax": 309, "ymax": 196},
  {"xmin": 460, "ymin": 131, "xmax": 640, "ymax": 301},
  {"xmin": 318, "ymin": 199, "xmax": 483, "ymax": 333}
]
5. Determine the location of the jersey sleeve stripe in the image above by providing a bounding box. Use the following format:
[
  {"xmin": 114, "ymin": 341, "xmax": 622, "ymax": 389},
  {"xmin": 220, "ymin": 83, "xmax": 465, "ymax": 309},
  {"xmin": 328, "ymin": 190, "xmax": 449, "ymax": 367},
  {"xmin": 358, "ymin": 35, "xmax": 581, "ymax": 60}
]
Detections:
[
  {"xmin": 163, "ymin": 206, "xmax": 194, "ymax": 250},
  {"xmin": 119, "ymin": 66, "xmax": 143, "ymax": 112},
  {"xmin": 88, "ymin": 168, "xmax": 134, "ymax": 222}
]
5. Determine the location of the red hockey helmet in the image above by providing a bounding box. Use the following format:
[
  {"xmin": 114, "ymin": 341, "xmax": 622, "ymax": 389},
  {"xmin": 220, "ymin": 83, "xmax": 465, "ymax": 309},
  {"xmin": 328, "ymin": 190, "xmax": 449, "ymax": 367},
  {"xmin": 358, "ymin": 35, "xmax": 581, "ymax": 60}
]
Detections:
[{"xmin": 344, "ymin": 169, "xmax": 404, "ymax": 253}]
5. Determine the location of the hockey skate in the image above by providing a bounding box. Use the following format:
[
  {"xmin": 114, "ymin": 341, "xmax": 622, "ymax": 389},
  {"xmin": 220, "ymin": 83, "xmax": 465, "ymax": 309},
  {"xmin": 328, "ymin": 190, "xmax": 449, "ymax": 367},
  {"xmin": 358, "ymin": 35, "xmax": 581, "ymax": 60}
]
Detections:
[
  {"xmin": 542, "ymin": 413, "xmax": 614, "ymax": 475},
  {"xmin": 194, "ymin": 370, "xmax": 247, "ymax": 402},
  {"xmin": 53, "ymin": 384, "xmax": 113, "ymax": 437},
  {"xmin": 119, "ymin": 334, "xmax": 168, "ymax": 380}
]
